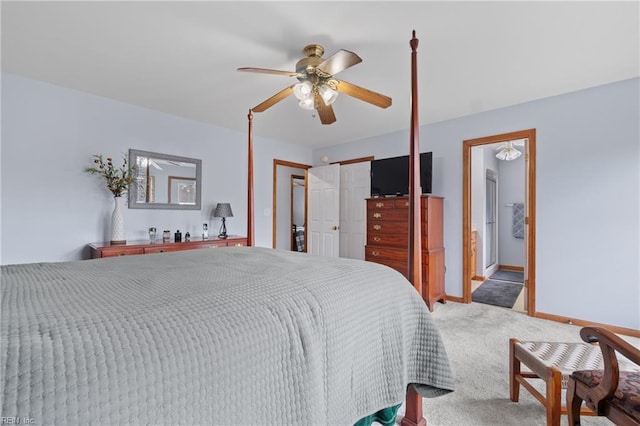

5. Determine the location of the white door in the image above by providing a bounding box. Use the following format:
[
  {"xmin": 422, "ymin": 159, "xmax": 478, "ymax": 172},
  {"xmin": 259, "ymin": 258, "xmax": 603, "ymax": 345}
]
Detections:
[
  {"xmin": 339, "ymin": 162, "xmax": 371, "ymax": 260},
  {"xmin": 307, "ymin": 164, "xmax": 340, "ymax": 257}
]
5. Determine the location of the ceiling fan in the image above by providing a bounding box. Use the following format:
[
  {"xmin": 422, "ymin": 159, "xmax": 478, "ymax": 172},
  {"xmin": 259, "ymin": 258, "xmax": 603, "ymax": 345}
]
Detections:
[{"xmin": 238, "ymin": 44, "xmax": 392, "ymax": 125}]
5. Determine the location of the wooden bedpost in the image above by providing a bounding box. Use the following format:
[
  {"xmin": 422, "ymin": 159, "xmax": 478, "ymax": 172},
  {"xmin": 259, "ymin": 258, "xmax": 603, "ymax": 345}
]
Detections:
[
  {"xmin": 401, "ymin": 30, "xmax": 427, "ymax": 426},
  {"xmin": 247, "ymin": 109, "xmax": 255, "ymax": 246},
  {"xmin": 407, "ymin": 31, "xmax": 423, "ymax": 301}
]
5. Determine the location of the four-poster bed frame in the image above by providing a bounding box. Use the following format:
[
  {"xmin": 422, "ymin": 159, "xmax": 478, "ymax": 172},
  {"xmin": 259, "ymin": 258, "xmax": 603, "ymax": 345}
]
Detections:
[{"xmin": 245, "ymin": 30, "xmax": 428, "ymax": 426}]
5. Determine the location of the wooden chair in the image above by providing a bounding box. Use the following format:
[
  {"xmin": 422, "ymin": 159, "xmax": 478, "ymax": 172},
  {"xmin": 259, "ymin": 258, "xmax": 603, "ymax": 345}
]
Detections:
[{"xmin": 566, "ymin": 326, "xmax": 640, "ymax": 425}]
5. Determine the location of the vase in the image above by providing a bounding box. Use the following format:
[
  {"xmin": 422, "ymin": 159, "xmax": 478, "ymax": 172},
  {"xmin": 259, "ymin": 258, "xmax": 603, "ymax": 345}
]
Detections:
[{"xmin": 111, "ymin": 196, "xmax": 126, "ymax": 245}]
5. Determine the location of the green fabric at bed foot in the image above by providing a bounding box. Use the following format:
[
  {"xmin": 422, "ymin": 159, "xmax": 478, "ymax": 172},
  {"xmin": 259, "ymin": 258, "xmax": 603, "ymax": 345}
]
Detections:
[{"xmin": 353, "ymin": 404, "xmax": 401, "ymax": 426}]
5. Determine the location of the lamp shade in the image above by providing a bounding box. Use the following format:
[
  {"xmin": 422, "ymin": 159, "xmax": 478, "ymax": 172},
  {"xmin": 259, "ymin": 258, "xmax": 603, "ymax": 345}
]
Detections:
[
  {"xmin": 318, "ymin": 84, "xmax": 339, "ymax": 106},
  {"xmin": 293, "ymin": 81, "xmax": 313, "ymax": 101},
  {"xmin": 298, "ymin": 97, "xmax": 315, "ymax": 110},
  {"xmin": 213, "ymin": 202, "xmax": 233, "ymax": 218}
]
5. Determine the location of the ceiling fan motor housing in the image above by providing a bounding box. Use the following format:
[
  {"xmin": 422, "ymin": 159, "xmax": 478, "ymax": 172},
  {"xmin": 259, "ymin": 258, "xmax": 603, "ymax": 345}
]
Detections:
[{"xmin": 296, "ymin": 44, "xmax": 326, "ymax": 82}]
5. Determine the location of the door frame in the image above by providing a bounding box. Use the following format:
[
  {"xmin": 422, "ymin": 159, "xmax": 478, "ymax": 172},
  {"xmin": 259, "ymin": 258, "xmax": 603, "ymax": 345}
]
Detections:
[
  {"xmin": 462, "ymin": 128, "xmax": 537, "ymax": 315},
  {"xmin": 272, "ymin": 159, "xmax": 311, "ymax": 249}
]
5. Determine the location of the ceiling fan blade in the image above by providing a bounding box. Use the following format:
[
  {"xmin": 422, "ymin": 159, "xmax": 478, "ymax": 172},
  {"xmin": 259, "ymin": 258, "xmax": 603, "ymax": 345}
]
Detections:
[
  {"xmin": 316, "ymin": 49, "xmax": 362, "ymax": 76},
  {"xmin": 336, "ymin": 80, "xmax": 392, "ymax": 109},
  {"xmin": 237, "ymin": 67, "xmax": 300, "ymax": 77},
  {"xmin": 252, "ymin": 85, "xmax": 294, "ymax": 112},
  {"xmin": 315, "ymin": 94, "xmax": 337, "ymax": 125}
]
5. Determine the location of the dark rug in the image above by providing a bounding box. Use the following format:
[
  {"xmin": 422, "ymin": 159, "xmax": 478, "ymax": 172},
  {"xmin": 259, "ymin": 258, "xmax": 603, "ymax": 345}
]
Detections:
[
  {"xmin": 472, "ymin": 280, "xmax": 523, "ymax": 308},
  {"xmin": 489, "ymin": 269, "xmax": 524, "ymax": 283}
]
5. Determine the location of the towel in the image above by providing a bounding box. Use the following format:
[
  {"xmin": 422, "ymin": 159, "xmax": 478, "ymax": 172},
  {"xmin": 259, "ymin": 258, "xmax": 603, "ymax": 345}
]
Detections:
[
  {"xmin": 293, "ymin": 225, "xmax": 305, "ymax": 251},
  {"xmin": 512, "ymin": 203, "xmax": 525, "ymax": 239}
]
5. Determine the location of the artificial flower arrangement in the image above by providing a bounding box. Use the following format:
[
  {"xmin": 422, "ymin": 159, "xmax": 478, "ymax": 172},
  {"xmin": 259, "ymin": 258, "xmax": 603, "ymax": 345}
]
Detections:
[{"xmin": 85, "ymin": 154, "xmax": 137, "ymax": 197}]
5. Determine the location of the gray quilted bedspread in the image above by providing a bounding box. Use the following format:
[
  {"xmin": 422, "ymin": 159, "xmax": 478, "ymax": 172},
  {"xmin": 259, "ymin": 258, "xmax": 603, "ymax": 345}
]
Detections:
[{"xmin": 1, "ymin": 247, "xmax": 454, "ymax": 425}]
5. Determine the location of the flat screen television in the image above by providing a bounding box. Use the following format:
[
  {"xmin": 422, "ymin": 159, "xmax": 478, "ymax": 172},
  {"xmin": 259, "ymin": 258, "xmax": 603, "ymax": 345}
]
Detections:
[{"xmin": 370, "ymin": 152, "xmax": 432, "ymax": 196}]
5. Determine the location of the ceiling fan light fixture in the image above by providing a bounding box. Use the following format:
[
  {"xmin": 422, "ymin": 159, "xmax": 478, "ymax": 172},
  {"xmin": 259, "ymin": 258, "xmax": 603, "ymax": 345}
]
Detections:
[
  {"xmin": 298, "ymin": 97, "xmax": 315, "ymax": 110},
  {"xmin": 318, "ymin": 84, "xmax": 339, "ymax": 106},
  {"xmin": 293, "ymin": 81, "xmax": 313, "ymax": 101}
]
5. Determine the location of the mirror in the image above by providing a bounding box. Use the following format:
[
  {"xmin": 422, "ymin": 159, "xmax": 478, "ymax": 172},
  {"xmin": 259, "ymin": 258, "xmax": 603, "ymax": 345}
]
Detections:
[
  {"xmin": 291, "ymin": 175, "xmax": 306, "ymax": 252},
  {"xmin": 128, "ymin": 149, "xmax": 202, "ymax": 210}
]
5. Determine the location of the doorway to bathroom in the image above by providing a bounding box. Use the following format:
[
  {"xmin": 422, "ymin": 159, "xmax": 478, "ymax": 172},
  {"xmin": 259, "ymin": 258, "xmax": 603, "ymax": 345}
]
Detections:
[{"xmin": 462, "ymin": 129, "xmax": 537, "ymax": 315}]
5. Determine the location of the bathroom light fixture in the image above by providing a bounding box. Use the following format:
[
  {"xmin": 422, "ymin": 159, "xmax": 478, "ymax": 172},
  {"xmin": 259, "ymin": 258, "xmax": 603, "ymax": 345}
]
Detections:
[{"xmin": 496, "ymin": 141, "xmax": 522, "ymax": 161}]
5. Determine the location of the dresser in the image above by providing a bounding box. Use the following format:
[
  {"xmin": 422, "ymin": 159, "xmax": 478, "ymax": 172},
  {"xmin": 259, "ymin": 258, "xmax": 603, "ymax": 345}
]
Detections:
[
  {"xmin": 89, "ymin": 236, "xmax": 247, "ymax": 259},
  {"xmin": 364, "ymin": 196, "xmax": 445, "ymax": 311}
]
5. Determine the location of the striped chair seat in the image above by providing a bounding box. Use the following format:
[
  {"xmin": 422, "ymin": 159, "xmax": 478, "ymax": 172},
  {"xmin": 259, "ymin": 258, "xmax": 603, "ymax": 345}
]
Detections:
[{"xmin": 518, "ymin": 342, "xmax": 603, "ymax": 388}]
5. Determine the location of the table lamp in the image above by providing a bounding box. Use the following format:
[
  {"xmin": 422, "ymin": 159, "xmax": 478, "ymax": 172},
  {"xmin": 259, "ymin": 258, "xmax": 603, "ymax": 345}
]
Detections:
[{"xmin": 213, "ymin": 203, "xmax": 233, "ymax": 239}]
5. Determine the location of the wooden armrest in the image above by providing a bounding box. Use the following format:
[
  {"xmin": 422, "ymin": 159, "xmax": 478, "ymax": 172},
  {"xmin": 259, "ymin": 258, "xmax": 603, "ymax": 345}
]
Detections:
[
  {"xmin": 578, "ymin": 326, "xmax": 640, "ymax": 410},
  {"xmin": 580, "ymin": 327, "xmax": 640, "ymax": 366}
]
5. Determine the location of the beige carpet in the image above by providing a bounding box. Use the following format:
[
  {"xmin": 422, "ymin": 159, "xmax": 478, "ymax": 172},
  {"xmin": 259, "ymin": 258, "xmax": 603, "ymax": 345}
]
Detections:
[{"xmin": 394, "ymin": 301, "xmax": 639, "ymax": 426}]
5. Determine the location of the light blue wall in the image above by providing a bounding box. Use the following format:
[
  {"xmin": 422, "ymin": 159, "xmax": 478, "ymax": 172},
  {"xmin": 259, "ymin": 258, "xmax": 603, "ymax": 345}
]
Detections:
[
  {"xmin": 0, "ymin": 73, "xmax": 312, "ymax": 264},
  {"xmin": 313, "ymin": 78, "xmax": 640, "ymax": 330}
]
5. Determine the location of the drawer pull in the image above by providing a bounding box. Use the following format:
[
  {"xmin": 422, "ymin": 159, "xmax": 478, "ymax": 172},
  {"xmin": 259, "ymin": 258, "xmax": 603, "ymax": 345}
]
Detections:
[
  {"xmin": 373, "ymin": 212, "xmax": 382, "ymax": 218},
  {"xmin": 373, "ymin": 224, "xmax": 382, "ymax": 230},
  {"xmin": 372, "ymin": 251, "xmax": 379, "ymax": 257},
  {"xmin": 376, "ymin": 202, "xmax": 385, "ymax": 208},
  {"xmin": 234, "ymin": 243, "xmax": 243, "ymax": 246},
  {"xmin": 373, "ymin": 236, "xmax": 381, "ymax": 242},
  {"xmin": 405, "ymin": 201, "xmax": 409, "ymax": 207}
]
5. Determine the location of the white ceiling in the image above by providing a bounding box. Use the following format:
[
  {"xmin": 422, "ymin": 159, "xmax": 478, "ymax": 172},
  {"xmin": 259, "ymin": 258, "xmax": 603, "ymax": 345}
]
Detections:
[{"xmin": 2, "ymin": 1, "xmax": 638, "ymax": 148}]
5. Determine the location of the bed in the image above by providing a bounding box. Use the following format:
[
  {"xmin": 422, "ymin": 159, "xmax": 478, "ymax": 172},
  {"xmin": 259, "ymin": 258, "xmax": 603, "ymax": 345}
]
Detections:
[
  {"xmin": 1, "ymin": 31, "xmax": 453, "ymax": 425},
  {"xmin": 1, "ymin": 247, "xmax": 453, "ymax": 425}
]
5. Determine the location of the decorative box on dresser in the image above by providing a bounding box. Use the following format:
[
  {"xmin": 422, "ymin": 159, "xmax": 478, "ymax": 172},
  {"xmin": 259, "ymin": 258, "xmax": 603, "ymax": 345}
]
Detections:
[
  {"xmin": 89, "ymin": 236, "xmax": 247, "ymax": 259},
  {"xmin": 365, "ymin": 196, "xmax": 445, "ymax": 311}
]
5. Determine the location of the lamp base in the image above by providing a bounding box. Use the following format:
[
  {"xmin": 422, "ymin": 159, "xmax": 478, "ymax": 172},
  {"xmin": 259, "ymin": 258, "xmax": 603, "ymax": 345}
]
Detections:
[{"xmin": 218, "ymin": 218, "xmax": 228, "ymax": 239}]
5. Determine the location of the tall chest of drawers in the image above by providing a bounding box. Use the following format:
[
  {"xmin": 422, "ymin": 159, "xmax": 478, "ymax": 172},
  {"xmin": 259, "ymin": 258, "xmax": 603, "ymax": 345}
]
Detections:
[{"xmin": 364, "ymin": 196, "xmax": 445, "ymax": 311}]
